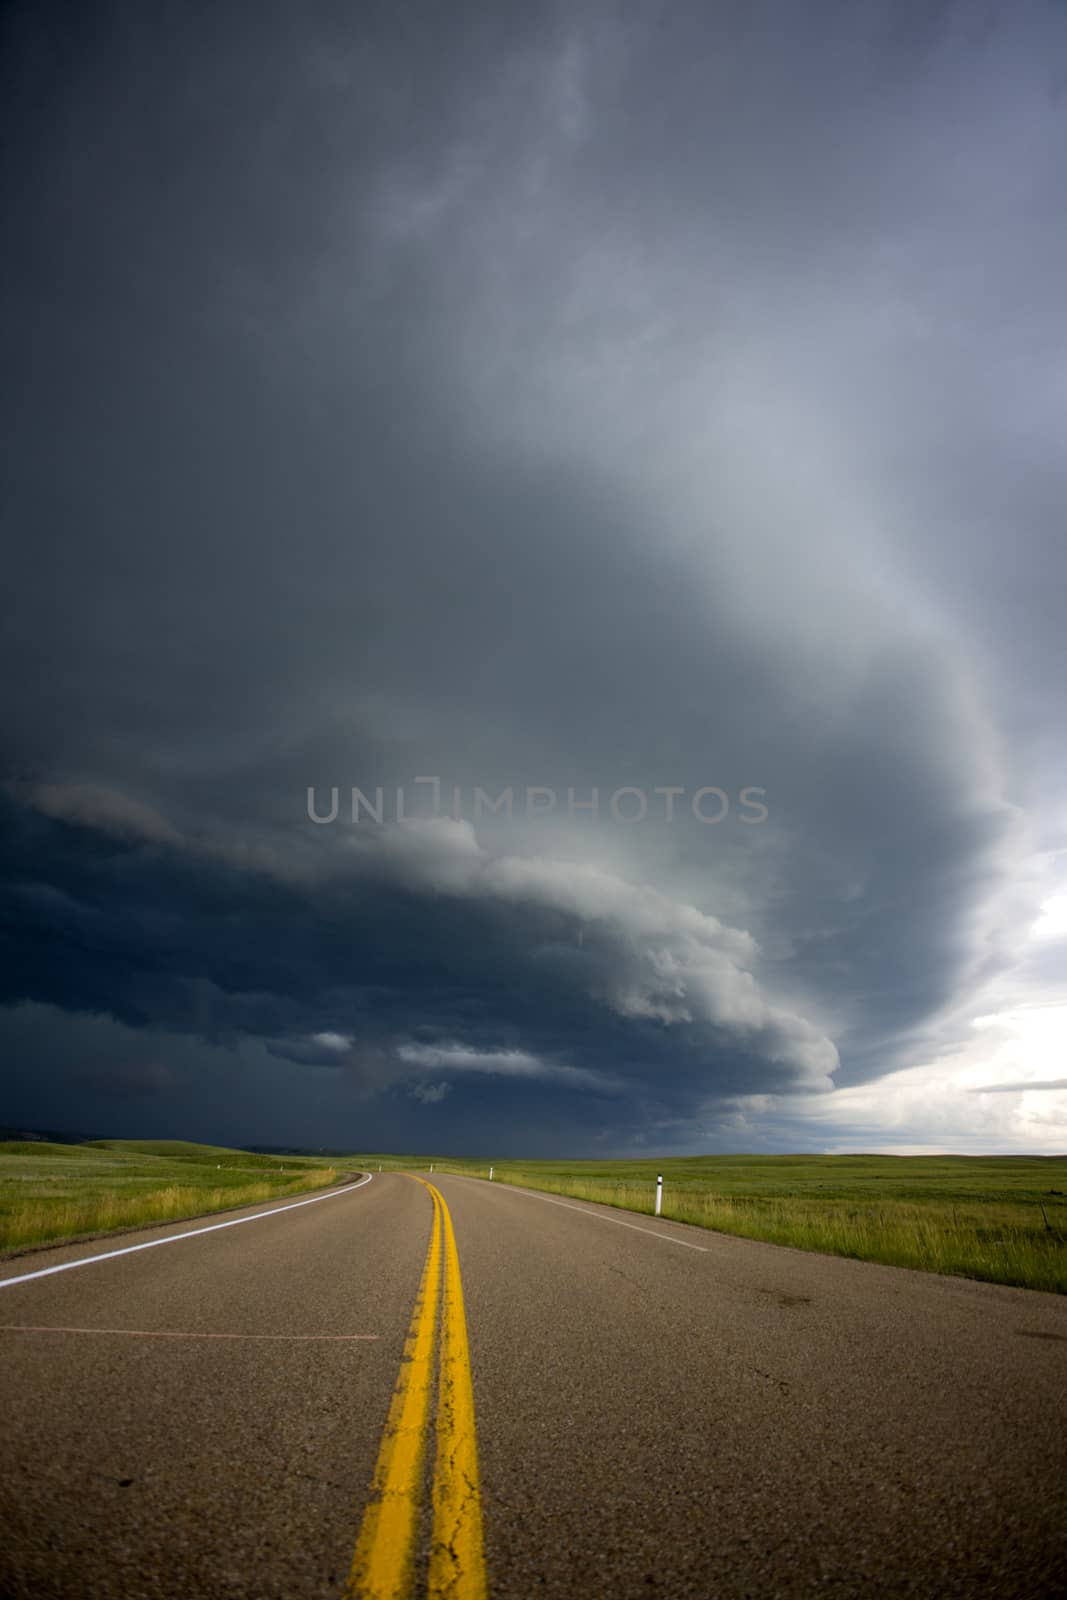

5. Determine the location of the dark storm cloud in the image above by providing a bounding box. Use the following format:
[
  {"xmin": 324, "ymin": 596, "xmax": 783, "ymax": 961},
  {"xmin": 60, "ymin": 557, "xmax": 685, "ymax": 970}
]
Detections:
[
  {"xmin": 73, "ymin": 1057, "xmax": 179, "ymax": 1100},
  {"xmin": 0, "ymin": 792, "xmax": 835, "ymax": 1125},
  {"xmin": 1, "ymin": 0, "xmax": 1064, "ymax": 1149}
]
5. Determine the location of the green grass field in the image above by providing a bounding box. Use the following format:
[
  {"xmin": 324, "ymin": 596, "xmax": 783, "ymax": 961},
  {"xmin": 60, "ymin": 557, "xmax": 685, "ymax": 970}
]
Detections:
[
  {"xmin": 365, "ymin": 1152, "xmax": 1067, "ymax": 1295},
  {"xmin": 0, "ymin": 1140, "xmax": 341, "ymax": 1253}
]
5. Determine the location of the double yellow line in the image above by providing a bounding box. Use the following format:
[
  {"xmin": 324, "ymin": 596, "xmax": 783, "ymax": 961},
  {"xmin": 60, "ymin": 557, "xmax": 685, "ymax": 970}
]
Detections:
[{"xmin": 345, "ymin": 1178, "xmax": 487, "ymax": 1600}]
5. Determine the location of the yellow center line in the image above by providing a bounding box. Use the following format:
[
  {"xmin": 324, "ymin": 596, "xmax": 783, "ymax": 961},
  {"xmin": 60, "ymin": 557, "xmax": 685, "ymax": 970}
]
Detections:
[
  {"xmin": 345, "ymin": 1176, "xmax": 488, "ymax": 1600},
  {"xmin": 429, "ymin": 1187, "xmax": 488, "ymax": 1600},
  {"xmin": 345, "ymin": 1184, "xmax": 442, "ymax": 1600}
]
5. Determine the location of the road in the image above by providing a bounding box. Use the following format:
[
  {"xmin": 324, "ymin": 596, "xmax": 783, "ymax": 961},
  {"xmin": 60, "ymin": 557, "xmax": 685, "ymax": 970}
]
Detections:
[{"xmin": 2, "ymin": 1170, "xmax": 1066, "ymax": 1598}]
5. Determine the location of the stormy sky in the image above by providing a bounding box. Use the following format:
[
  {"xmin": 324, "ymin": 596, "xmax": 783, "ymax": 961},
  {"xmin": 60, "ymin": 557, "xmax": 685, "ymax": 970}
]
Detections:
[{"xmin": 2, "ymin": 0, "xmax": 1065, "ymax": 1156}]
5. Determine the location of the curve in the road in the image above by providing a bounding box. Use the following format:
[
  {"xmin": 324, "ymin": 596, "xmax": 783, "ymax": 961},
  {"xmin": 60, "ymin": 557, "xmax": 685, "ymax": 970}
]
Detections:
[{"xmin": 0, "ymin": 1173, "xmax": 375, "ymax": 1290}]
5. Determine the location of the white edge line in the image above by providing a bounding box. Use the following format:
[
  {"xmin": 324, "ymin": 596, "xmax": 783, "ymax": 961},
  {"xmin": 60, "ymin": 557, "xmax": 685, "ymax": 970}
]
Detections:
[
  {"xmin": 0, "ymin": 1173, "xmax": 373, "ymax": 1290},
  {"xmin": 443, "ymin": 1174, "xmax": 711, "ymax": 1252},
  {"xmin": 0, "ymin": 1326, "xmax": 382, "ymax": 1341}
]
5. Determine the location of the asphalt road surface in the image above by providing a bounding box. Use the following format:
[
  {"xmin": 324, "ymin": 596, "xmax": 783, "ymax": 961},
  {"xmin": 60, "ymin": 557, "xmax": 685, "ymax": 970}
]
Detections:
[{"xmin": 2, "ymin": 1170, "xmax": 1066, "ymax": 1599}]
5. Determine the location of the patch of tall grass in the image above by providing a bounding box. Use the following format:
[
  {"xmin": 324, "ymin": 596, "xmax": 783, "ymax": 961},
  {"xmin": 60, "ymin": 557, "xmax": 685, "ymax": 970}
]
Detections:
[
  {"xmin": 433, "ymin": 1165, "xmax": 1067, "ymax": 1294},
  {"xmin": 0, "ymin": 1168, "xmax": 338, "ymax": 1252}
]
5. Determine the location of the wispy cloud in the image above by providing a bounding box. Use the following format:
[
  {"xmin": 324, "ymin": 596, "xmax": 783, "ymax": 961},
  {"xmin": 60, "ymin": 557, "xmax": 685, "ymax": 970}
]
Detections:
[
  {"xmin": 971, "ymin": 1080, "xmax": 1067, "ymax": 1095},
  {"xmin": 396, "ymin": 1042, "xmax": 623, "ymax": 1096}
]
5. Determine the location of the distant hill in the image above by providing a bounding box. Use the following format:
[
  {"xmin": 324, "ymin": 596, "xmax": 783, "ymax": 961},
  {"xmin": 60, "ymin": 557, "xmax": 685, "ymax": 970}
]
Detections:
[
  {"xmin": 244, "ymin": 1144, "xmax": 356, "ymax": 1158},
  {"xmin": 0, "ymin": 1124, "xmax": 96, "ymax": 1145},
  {"xmin": 83, "ymin": 1139, "xmax": 239, "ymax": 1157},
  {"xmin": 0, "ymin": 1129, "xmax": 357, "ymax": 1159}
]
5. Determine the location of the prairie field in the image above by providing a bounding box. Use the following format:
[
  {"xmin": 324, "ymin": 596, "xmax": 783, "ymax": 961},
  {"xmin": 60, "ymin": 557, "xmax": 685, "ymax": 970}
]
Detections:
[
  {"xmin": 0, "ymin": 1140, "xmax": 339, "ymax": 1254},
  {"xmin": 8, "ymin": 1142, "xmax": 1065, "ymax": 1293},
  {"xmin": 383, "ymin": 1152, "xmax": 1067, "ymax": 1295}
]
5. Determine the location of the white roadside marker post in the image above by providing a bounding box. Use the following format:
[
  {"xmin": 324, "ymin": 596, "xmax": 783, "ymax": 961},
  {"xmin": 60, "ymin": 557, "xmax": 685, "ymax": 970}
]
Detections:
[
  {"xmin": 655, "ymin": 1174, "xmax": 663, "ymax": 1217},
  {"xmin": 430, "ymin": 1163, "xmax": 433, "ymax": 1173},
  {"xmin": 489, "ymin": 1166, "xmax": 494, "ymax": 1181}
]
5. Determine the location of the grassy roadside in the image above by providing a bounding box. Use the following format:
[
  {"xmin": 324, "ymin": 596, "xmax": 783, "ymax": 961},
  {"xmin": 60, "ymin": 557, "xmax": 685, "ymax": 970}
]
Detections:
[
  {"xmin": 388, "ymin": 1153, "xmax": 1067, "ymax": 1295},
  {"xmin": 0, "ymin": 1140, "xmax": 341, "ymax": 1254}
]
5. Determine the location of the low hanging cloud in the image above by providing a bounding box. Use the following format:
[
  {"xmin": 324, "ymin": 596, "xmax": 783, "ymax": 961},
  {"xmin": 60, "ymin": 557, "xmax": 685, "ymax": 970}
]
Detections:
[
  {"xmin": 395, "ymin": 1041, "xmax": 624, "ymax": 1095},
  {"xmin": 19, "ymin": 783, "xmax": 183, "ymax": 848},
  {"xmin": 0, "ymin": 790, "xmax": 838, "ymax": 1118},
  {"xmin": 356, "ymin": 819, "xmax": 839, "ymax": 1088},
  {"xmin": 266, "ymin": 1031, "xmax": 353, "ymax": 1067},
  {"xmin": 409, "ymin": 1080, "xmax": 451, "ymax": 1106}
]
